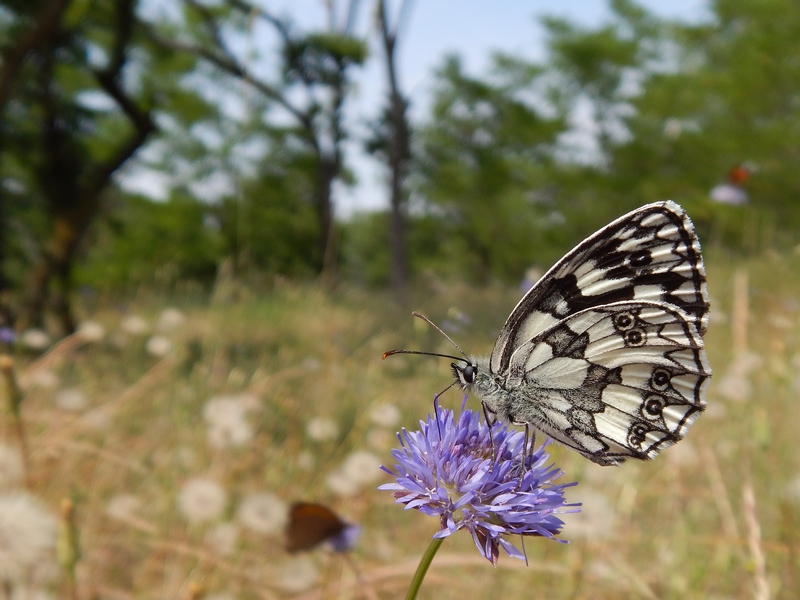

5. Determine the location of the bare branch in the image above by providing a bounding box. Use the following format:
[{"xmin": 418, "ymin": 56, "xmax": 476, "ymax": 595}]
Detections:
[
  {"xmin": 227, "ymin": 0, "xmax": 293, "ymax": 45},
  {"xmin": 344, "ymin": 0, "xmax": 363, "ymax": 35},
  {"xmin": 89, "ymin": 0, "xmax": 156, "ymax": 197},
  {"xmin": 140, "ymin": 18, "xmax": 314, "ymax": 134},
  {"xmin": 396, "ymin": 0, "xmax": 414, "ymax": 41},
  {"xmin": 185, "ymin": 0, "xmax": 230, "ymax": 54}
]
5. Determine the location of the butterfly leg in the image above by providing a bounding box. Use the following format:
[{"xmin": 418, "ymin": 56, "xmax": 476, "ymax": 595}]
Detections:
[
  {"xmin": 432, "ymin": 381, "xmax": 458, "ymax": 441},
  {"xmin": 524, "ymin": 424, "xmax": 536, "ymax": 464},
  {"xmin": 512, "ymin": 423, "xmax": 535, "ymax": 489},
  {"xmin": 522, "ymin": 423, "xmax": 530, "ymax": 463},
  {"xmin": 481, "ymin": 400, "xmax": 497, "ymax": 465},
  {"xmin": 434, "ymin": 397, "xmax": 442, "ymax": 440},
  {"xmin": 509, "ymin": 423, "xmax": 536, "ymax": 489}
]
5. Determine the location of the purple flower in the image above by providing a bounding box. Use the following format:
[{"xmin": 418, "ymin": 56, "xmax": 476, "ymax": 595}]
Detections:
[
  {"xmin": 0, "ymin": 327, "xmax": 15, "ymax": 344},
  {"xmin": 380, "ymin": 399, "xmax": 579, "ymax": 565}
]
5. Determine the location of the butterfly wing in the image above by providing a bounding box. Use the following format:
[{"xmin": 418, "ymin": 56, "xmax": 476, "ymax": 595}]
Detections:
[
  {"xmin": 491, "ymin": 201, "xmax": 709, "ymax": 375},
  {"xmin": 285, "ymin": 502, "xmax": 347, "ymax": 553},
  {"xmin": 502, "ymin": 301, "xmax": 710, "ymax": 466}
]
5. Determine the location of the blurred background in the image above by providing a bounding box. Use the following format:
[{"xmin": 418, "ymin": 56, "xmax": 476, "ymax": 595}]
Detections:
[{"xmin": 0, "ymin": 0, "xmax": 798, "ymax": 598}]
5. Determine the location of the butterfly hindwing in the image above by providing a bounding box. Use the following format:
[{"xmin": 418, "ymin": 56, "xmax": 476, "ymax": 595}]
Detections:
[
  {"xmin": 500, "ymin": 301, "xmax": 710, "ymax": 466},
  {"xmin": 490, "ymin": 201, "xmax": 708, "ymax": 376}
]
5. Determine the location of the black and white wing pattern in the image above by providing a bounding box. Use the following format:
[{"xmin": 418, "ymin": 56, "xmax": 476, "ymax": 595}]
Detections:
[
  {"xmin": 500, "ymin": 301, "xmax": 710, "ymax": 465},
  {"xmin": 480, "ymin": 201, "xmax": 710, "ymax": 466},
  {"xmin": 490, "ymin": 201, "xmax": 708, "ymax": 375}
]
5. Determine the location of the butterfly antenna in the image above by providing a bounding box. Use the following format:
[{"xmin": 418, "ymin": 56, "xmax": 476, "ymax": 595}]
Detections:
[
  {"xmin": 411, "ymin": 311, "xmax": 470, "ymax": 360},
  {"xmin": 381, "ymin": 349, "xmax": 464, "ymax": 362},
  {"xmin": 382, "ymin": 312, "xmax": 471, "ymax": 364}
]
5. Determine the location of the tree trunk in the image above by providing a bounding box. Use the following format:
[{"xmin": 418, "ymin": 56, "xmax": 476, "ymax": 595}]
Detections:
[
  {"xmin": 387, "ymin": 93, "xmax": 410, "ymax": 303},
  {"xmin": 378, "ymin": 0, "xmax": 412, "ymax": 303},
  {"xmin": 318, "ymin": 155, "xmax": 339, "ymax": 286},
  {"xmin": 18, "ymin": 0, "xmax": 154, "ymax": 334},
  {"xmin": 0, "ymin": 0, "xmax": 73, "ymax": 331},
  {"xmin": 21, "ymin": 208, "xmax": 86, "ymax": 333}
]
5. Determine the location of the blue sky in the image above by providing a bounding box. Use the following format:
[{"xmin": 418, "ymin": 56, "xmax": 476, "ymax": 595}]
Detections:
[
  {"xmin": 335, "ymin": 0, "xmax": 711, "ymax": 215},
  {"xmin": 123, "ymin": 0, "xmax": 711, "ymax": 215},
  {"xmin": 368, "ymin": 0, "xmax": 707, "ymax": 115}
]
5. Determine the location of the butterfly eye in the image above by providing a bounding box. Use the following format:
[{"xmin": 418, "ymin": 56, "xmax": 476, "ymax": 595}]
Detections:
[{"xmin": 462, "ymin": 364, "xmax": 476, "ymax": 384}]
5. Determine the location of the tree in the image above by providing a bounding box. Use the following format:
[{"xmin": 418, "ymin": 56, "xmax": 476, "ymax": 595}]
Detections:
[
  {"xmin": 416, "ymin": 55, "xmax": 566, "ymax": 282},
  {"xmin": 0, "ymin": 0, "xmax": 156, "ymax": 333},
  {"xmin": 0, "ymin": 0, "xmax": 74, "ymax": 332},
  {"xmin": 144, "ymin": 0, "xmax": 367, "ymax": 284},
  {"xmin": 371, "ymin": 0, "xmax": 413, "ymax": 302},
  {"xmin": 540, "ymin": 0, "xmax": 800, "ymax": 246}
]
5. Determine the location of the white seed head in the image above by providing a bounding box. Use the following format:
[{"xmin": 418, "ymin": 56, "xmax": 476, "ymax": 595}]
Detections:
[
  {"xmin": 20, "ymin": 329, "xmax": 51, "ymax": 351},
  {"xmin": 236, "ymin": 492, "xmax": 286, "ymax": 535},
  {"xmin": 306, "ymin": 417, "xmax": 339, "ymax": 442},
  {"xmin": 0, "ymin": 444, "xmax": 24, "ymax": 490},
  {"xmin": 0, "ymin": 492, "xmax": 58, "ymax": 584},
  {"xmin": 178, "ymin": 478, "xmax": 228, "ymax": 524}
]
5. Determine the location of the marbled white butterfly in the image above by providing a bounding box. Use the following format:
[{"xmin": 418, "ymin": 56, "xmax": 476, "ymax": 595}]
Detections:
[{"xmin": 385, "ymin": 201, "xmax": 710, "ymax": 466}]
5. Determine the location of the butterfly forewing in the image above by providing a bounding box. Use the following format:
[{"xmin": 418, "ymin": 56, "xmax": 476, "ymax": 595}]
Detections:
[
  {"xmin": 500, "ymin": 301, "xmax": 710, "ymax": 466},
  {"xmin": 491, "ymin": 201, "xmax": 709, "ymax": 375}
]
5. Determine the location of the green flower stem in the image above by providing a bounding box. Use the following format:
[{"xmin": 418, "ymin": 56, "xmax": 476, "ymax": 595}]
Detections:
[{"xmin": 405, "ymin": 536, "xmax": 444, "ymax": 600}]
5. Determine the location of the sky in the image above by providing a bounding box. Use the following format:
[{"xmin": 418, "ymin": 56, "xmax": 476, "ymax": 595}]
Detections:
[{"xmin": 122, "ymin": 0, "xmax": 711, "ymax": 217}]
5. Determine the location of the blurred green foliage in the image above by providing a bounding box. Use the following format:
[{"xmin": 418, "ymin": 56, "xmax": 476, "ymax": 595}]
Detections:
[
  {"xmin": 78, "ymin": 196, "xmax": 222, "ymax": 288},
  {"xmin": 3, "ymin": 0, "xmax": 800, "ymax": 298}
]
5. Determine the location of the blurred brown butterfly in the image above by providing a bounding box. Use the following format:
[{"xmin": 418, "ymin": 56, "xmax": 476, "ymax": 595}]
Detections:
[{"xmin": 285, "ymin": 502, "xmax": 360, "ymax": 553}]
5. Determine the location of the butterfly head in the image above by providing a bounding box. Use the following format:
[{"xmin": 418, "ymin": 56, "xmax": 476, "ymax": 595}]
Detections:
[
  {"xmin": 451, "ymin": 360, "xmax": 478, "ymax": 389},
  {"xmin": 383, "ymin": 312, "xmax": 475, "ymax": 389}
]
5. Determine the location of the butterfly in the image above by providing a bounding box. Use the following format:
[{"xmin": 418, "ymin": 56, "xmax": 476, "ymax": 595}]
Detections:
[
  {"xmin": 284, "ymin": 502, "xmax": 360, "ymax": 553},
  {"xmin": 384, "ymin": 201, "xmax": 711, "ymax": 466}
]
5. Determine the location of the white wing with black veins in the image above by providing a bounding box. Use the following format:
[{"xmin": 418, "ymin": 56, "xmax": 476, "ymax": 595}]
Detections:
[
  {"xmin": 502, "ymin": 301, "xmax": 710, "ymax": 466},
  {"xmin": 490, "ymin": 201, "xmax": 709, "ymax": 377}
]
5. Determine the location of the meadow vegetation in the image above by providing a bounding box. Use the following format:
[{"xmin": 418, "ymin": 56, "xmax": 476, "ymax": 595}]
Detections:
[
  {"xmin": 3, "ymin": 1, "xmax": 800, "ymax": 597},
  {"xmin": 1, "ymin": 246, "xmax": 798, "ymax": 599}
]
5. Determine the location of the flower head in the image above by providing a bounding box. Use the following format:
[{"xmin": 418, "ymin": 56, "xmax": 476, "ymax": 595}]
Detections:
[
  {"xmin": 305, "ymin": 416, "xmax": 339, "ymax": 442},
  {"xmin": 0, "ymin": 492, "xmax": 57, "ymax": 583},
  {"xmin": 380, "ymin": 399, "xmax": 579, "ymax": 565},
  {"xmin": 327, "ymin": 450, "xmax": 382, "ymax": 497},
  {"xmin": 0, "ymin": 327, "xmax": 15, "ymax": 344},
  {"xmin": 77, "ymin": 320, "xmax": 105, "ymax": 342},
  {"xmin": 203, "ymin": 395, "xmax": 255, "ymax": 449},
  {"xmin": 120, "ymin": 315, "xmax": 149, "ymax": 336},
  {"xmin": 55, "ymin": 388, "xmax": 88, "ymax": 412},
  {"xmin": 0, "ymin": 443, "xmax": 24, "ymax": 490},
  {"xmin": 178, "ymin": 477, "xmax": 228, "ymax": 524},
  {"xmin": 20, "ymin": 329, "xmax": 51, "ymax": 351},
  {"xmin": 146, "ymin": 335, "xmax": 173, "ymax": 358},
  {"xmin": 237, "ymin": 492, "xmax": 287, "ymax": 535},
  {"xmin": 157, "ymin": 308, "xmax": 186, "ymax": 332}
]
